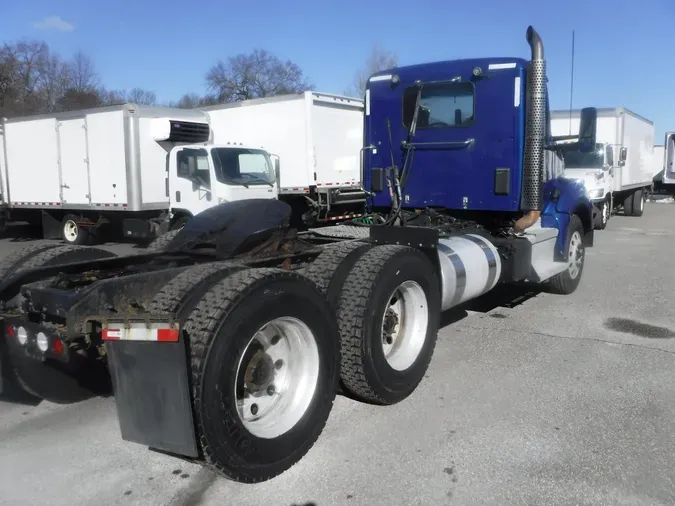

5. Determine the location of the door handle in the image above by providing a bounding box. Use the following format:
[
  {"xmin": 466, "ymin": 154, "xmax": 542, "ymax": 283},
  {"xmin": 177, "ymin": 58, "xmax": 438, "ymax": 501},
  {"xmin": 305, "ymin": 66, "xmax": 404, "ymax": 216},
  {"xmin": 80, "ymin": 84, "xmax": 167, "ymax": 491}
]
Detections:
[
  {"xmin": 175, "ymin": 190, "xmax": 181, "ymax": 203},
  {"xmin": 401, "ymin": 138, "xmax": 475, "ymax": 150}
]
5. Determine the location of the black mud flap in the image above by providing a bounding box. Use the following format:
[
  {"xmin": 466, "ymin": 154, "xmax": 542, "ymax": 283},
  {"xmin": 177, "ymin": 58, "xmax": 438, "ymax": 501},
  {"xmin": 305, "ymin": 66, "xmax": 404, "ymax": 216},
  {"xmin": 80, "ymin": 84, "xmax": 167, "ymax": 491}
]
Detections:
[{"xmin": 102, "ymin": 315, "xmax": 199, "ymax": 458}]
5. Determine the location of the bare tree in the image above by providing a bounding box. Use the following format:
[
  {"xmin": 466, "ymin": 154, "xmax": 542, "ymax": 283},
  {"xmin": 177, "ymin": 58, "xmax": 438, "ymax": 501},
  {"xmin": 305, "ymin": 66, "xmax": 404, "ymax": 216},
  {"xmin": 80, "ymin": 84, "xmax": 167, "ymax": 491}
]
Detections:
[
  {"xmin": 206, "ymin": 49, "xmax": 313, "ymax": 102},
  {"xmin": 127, "ymin": 87, "xmax": 157, "ymax": 105},
  {"xmin": 169, "ymin": 92, "xmax": 219, "ymax": 109},
  {"xmin": 345, "ymin": 43, "xmax": 398, "ymax": 98},
  {"xmin": 67, "ymin": 51, "xmax": 100, "ymax": 92},
  {"xmin": 56, "ymin": 88, "xmax": 102, "ymax": 111}
]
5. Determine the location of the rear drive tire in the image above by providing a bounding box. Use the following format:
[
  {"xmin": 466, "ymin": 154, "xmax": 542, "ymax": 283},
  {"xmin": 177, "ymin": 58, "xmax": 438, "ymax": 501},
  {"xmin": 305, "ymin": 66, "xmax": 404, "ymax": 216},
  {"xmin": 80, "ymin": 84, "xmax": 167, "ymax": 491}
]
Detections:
[
  {"xmin": 632, "ymin": 189, "xmax": 645, "ymax": 217},
  {"xmin": 185, "ymin": 268, "xmax": 340, "ymax": 483},
  {"xmin": 546, "ymin": 214, "xmax": 585, "ymax": 295},
  {"xmin": 145, "ymin": 229, "xmax": 181, "ymax": 252},
  {"xmin": 304, "ymin": 240, "xmax": 374, "ymax": 309},
  {"xmin": 148, "ymin": 261, "xmax": 248, "ymax": 319},
  {"xmin": 337, "ymin": 245, "xmax": 441, "ymax": 405}
]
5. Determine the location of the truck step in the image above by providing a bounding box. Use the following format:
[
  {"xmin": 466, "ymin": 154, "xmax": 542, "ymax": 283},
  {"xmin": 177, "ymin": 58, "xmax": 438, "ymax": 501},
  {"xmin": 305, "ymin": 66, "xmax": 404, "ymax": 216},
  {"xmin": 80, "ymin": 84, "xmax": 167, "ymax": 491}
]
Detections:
[{"xmin": 519, "ymin": 220, "xmax": 567, "ymax": 282}]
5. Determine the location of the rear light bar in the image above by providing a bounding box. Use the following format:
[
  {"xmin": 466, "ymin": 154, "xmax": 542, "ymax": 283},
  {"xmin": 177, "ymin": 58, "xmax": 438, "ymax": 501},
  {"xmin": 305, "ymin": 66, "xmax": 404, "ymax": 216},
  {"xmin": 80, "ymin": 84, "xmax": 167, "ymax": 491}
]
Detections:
[{"xmin": 5, "ymin": 323, "xmax": 66, "ymax": 356}]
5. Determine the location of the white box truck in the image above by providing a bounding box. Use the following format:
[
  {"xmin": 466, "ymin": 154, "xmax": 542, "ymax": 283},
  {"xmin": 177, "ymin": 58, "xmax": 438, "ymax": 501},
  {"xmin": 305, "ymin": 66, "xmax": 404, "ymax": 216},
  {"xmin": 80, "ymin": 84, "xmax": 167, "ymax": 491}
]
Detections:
[
  {"xmin": 551, "ymin": 107, "xmax": 654, "ymax": 229},
  {"xmin": 203, "ymin": 92, "xmax": 366, "ymax": 226},
  {"xmin": 0, "ymin": 104, "xmax": 278, "ymax": 244}
]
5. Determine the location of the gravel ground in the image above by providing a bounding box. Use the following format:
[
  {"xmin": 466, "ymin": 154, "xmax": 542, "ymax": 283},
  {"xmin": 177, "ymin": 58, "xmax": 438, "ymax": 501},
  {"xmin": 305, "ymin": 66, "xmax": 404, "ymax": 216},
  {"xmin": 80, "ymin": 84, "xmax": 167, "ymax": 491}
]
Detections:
[{"xmin": 1, "ymin": 204, "xmax": 675, "ymax": 506}]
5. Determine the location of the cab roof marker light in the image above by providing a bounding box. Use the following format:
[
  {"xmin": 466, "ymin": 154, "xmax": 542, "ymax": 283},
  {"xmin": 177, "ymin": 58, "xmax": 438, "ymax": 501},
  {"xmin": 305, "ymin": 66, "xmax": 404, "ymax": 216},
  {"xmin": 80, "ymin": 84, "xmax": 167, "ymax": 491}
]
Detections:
[
  {"xmin": 369, "ymin": 74, "xmax": 393, "ymax": 83},
  {"xmin": 488, "ymin": 62, "xmax": 518, "ymax": 70}
]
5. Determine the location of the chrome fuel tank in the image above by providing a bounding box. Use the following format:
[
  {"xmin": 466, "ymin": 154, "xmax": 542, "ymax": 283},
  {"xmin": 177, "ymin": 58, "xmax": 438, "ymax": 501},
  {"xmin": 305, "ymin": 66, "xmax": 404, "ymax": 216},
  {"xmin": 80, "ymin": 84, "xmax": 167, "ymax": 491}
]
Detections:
[{"xmin": 437, "ymin": 234, "xmax": 502, "ymax": 311}]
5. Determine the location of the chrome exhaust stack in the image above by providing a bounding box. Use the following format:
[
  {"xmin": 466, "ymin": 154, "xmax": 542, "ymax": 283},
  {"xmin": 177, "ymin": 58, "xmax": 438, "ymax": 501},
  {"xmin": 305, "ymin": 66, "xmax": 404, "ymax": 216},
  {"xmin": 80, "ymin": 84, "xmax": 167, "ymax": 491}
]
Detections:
[{"xmin": 515, "ymin": 26, "xmax": 547, "ymax": 233}]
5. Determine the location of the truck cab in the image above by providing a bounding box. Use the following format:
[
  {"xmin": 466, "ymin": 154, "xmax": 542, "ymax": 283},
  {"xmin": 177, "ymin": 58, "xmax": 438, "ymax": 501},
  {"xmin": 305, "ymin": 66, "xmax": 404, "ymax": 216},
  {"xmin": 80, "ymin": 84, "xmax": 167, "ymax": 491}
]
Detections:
[
  {"xmin": 362, "ymin": 28, "xmax": 597, "ymax": 260},
  {"xmin": 167, "ymin": 143, "xmax": 278, "ymax": 225},
  {"xmin": 559, "ymin": 142, "xmax": 620, "ymax": 227}
]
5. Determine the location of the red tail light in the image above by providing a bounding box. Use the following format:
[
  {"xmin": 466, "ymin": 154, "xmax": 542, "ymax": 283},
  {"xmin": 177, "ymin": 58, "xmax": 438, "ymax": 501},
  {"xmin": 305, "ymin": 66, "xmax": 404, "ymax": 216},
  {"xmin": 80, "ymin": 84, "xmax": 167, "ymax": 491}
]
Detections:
[{"xmin": 52, "ymin": 339, "xmax": 64, "ymax": 355}]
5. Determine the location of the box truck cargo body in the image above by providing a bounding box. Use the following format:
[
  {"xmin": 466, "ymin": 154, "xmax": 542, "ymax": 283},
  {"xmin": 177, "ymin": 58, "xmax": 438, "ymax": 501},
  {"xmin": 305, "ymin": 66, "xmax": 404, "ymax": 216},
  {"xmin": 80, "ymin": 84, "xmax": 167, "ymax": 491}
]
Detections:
[
  {"xmin": 0, "ymin": 104, "xmax": 278, "ymax": 243},
  {"xmin": 203, "ymin": 92, "xmax": 366, "ymax": 225},
  {"xmin": 551, "ymin": 108, "xmax": 654, "ymax": 229}
]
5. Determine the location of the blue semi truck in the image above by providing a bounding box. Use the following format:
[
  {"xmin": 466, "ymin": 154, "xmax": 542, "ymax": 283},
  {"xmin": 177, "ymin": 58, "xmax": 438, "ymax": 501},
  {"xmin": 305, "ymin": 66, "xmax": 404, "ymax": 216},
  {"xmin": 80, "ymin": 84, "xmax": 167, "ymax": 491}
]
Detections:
[{"xmin": 0, "ymin": 26, "xmax": 596, "ymax": 482}]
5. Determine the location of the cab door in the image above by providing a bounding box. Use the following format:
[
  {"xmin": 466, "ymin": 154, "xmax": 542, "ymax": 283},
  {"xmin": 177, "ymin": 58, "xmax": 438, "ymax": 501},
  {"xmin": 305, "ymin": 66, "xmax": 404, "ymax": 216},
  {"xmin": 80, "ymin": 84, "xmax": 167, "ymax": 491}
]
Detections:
[{"xmin": 168, "ymin": 147, "xmax": 215, "ymax": 217}]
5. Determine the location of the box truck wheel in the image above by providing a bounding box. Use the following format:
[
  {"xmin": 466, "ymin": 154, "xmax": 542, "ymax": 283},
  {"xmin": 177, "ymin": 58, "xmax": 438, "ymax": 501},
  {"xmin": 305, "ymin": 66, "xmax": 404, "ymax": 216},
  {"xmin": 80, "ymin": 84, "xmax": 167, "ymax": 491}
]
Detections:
[
  {"xmin": 336, "ymin": 245, "xmax": 441, "ymax": 405},
  {"xmin": 546, "ymin": 214, "xmax": 585, "ymax": 295},
  {"xmin": 632, "ymin": 189, "xmax": 645, "ymax": 217},
  {"xmin": 61, "ymin": 214, "xmax": 89, "ymax": 245},
  {"xmin": 184, "ymin": 268, "xmax": 340, "ymax": 483},
  {"xmin": 594, "ymin": 197, "xmax": 610, "ymax": 230}
]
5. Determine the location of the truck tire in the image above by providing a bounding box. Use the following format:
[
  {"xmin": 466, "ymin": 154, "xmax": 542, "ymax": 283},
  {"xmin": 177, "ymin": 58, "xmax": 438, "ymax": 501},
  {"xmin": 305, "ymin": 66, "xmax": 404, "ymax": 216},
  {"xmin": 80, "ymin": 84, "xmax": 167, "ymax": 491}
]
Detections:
[
  {"xmin": 148, "ymin": 261, "xmax": 248, "ymax": 318},
  {"xmin": 336, "ymin": 245, "xmax": 441, "ymax": 405},
  {"xmin": 1, "ymin": 245, "xmax": 117, "ymax": 403},
  {"xmin": 623, "ymin": 192, "xmax": 634, "ymax": 216},
  {"xmin": 594, "ymin": 198, "xmax": 610, "ymax": 230},
  {"xmin": 61, "ymin": 214, "xmax": 90, "ymax": 245},
  {"xmin": 632, "ymin": 189, "xmax": 645, "ymax": 217},
  {"xmin": 546, "ymin": 214, "xmax": 585, "ymax": 295},
  {"xmin": 304, "ymin": 240, "xmax": 374, "ymax": 309},
  {"xmin": 184, "ymin": 268, "xmax": 340, "ymax": 483},
  {"xmin": 145, "ymin": 229, "xmax": 181, "ymax": 252},
  {"xmin": 0, "ymin": 243, "xmax": 62, "ymax": 282}
]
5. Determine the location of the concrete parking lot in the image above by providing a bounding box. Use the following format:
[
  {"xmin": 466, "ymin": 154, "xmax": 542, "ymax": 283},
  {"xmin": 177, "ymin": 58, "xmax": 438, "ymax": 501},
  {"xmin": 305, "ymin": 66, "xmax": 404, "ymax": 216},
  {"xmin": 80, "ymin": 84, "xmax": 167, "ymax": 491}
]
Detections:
[{"xmin": 1, "ymin": 204, "xmax": 675, "ymax": 506}]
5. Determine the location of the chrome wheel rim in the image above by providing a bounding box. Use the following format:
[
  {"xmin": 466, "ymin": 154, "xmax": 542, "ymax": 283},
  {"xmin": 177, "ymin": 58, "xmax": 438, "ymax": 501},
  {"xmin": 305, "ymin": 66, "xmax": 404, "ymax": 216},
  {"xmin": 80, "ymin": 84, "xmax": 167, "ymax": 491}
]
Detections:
[
  {"xmin": 568, "ymin": 231, "xmax": 584, "ymax": 279},
  {"xmin": 381, "ymin": 280, "xmax": 429, "ymax": 371},
  {"xmin": 603, "ymin": 201, "xmax": 609, "ymax": 223},
  {"xmin": 234, "ymin": 317, "xmax": 319, "ymax": 439},
  {"xmin": 64, "ymin": 220, "xmax": 78, "ymax": 242}
]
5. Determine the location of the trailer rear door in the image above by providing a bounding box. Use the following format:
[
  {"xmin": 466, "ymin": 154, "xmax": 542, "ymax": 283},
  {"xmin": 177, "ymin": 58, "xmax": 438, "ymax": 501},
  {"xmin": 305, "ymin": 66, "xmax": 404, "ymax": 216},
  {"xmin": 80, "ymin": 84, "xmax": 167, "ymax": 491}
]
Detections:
[{"xmin": 58, "ymin": 118, "xmax": 91, "ymax": 205}]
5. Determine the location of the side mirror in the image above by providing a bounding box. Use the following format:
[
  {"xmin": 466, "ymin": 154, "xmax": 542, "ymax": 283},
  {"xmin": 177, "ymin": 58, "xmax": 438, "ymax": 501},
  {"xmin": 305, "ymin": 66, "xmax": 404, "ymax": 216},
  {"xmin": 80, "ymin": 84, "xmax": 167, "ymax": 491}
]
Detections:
[
  {"xmin": 577, "ymin": 107, "xmax": 597, "ymax": 153},
  {"xmin": 605, "ymin": 145, "xmax": 614, "ymax": 168},
  {"xmin": 618, "ymin": 147, "xmax": 627, "ymax": 166},
  {"xmin": 269, "ymin": 153, "xmax": 281, "ymax": 187}
]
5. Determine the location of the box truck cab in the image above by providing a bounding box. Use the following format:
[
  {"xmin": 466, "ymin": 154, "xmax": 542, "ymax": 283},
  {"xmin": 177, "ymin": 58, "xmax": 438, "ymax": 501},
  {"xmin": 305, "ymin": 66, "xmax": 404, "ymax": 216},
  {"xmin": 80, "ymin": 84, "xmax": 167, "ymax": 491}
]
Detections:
[
  {"xmin": 551, "ymin": 108, "xmax": 654, "ymax": 230},
  {"xmin": 559, "ymin": 141, "xmax": 621, "ymax": 226},
  {"xmin": 163, "ymin": 142, "xmax": 278, "ymax": 230}
]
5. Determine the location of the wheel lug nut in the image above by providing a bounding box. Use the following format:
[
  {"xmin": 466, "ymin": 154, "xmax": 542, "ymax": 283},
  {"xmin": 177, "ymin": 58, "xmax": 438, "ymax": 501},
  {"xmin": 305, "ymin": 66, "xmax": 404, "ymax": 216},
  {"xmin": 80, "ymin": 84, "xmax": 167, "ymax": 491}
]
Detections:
[
  {"xmin": 251, "ymin": 403, "xmax": 259, "ymax": 415},
  {"xmin": 274, "ymin": 359, "xmax": 283, "ymax": 370},
  {"xmin": 267, "ymin": 385, "xmax": 275, "ymax": 396}
]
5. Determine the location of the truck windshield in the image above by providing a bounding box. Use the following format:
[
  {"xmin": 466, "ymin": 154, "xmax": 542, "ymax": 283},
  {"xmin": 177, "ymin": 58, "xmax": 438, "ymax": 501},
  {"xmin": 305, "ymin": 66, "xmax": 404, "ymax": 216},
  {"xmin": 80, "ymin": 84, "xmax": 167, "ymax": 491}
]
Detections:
[
  {"xmin": 211, "ymin": 148, "xmax": 274, "ymax": 186},
  {"xmin": 402, "ymin": 82, "xmax": 475, "ymax": 129},
  {"xmin": 562, "ymin": 144, "xmax": 605, "ymax": 169}
]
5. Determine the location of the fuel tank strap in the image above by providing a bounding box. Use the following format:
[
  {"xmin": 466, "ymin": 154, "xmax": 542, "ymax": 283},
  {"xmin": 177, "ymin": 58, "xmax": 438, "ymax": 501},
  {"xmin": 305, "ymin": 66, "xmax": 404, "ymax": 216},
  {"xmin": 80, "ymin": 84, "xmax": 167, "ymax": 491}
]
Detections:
[
  {"xmin": 437, "ymin": 242, "xmax": 466, "ymax": 307},
  {"xmin": 462, "ymin": 235, "xmax": 499, "ymax": 289}
]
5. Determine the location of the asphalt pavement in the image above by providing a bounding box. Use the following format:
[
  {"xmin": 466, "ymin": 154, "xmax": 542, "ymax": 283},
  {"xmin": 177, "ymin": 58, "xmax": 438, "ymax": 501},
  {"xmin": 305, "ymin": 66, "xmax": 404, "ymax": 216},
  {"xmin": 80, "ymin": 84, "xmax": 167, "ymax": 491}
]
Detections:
[{"xmin": 1, "ymin": 204, "xmax": 675, "ymax": 506}]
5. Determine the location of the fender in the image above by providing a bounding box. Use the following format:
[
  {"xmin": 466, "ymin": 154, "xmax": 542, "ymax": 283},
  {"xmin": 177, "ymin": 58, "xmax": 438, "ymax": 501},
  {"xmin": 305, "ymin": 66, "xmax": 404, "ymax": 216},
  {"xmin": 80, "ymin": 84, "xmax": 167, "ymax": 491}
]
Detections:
[
  {"xmin": 165, "ymin": 199, "xmax": 292, "ymax": 258},
  {"xmin": 541, "ymin": 177, "xmax": 594, "ymax": 257}
]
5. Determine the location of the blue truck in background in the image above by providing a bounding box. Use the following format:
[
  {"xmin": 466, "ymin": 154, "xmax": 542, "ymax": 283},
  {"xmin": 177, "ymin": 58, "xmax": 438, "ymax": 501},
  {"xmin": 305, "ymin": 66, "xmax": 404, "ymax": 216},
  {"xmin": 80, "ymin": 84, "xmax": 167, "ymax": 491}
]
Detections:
[{"xmin": 0, "ymin": 26, "xmax": 596, "ymax": 483}]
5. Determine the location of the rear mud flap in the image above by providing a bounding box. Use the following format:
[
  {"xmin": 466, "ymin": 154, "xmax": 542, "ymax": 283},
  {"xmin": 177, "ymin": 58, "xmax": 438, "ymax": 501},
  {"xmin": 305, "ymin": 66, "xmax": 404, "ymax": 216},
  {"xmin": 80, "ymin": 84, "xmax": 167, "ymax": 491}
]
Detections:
[{"xmin": 105, "ymin": 335, "xmax": 199, "ymax": 458}]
